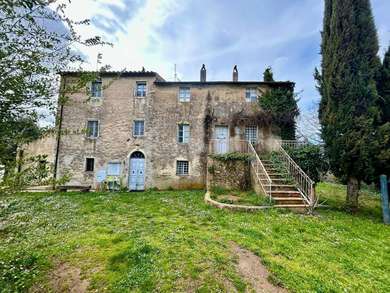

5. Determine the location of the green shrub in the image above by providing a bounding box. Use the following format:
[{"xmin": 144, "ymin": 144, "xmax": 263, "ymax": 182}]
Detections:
[
  {"xmin": 210, "ymin": 152, "xmax": 252, "ymax": 162},
  {"xmin": 284, "ymin": 145, "xmax": 329, "ymax": 183}
]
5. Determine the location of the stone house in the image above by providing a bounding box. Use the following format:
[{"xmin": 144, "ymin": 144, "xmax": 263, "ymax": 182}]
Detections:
[{"xmin": 45, "ymin": 66, "xmax": 294, "ymax": 191}]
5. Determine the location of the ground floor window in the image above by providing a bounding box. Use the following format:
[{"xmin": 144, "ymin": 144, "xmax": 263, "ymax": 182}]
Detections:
[
  {"xmin": 85, "ymin": 158, "xmax": 94, "ymax": 171},
  {"xmin": 245, "ymin": 125, "xmax": 258, "ymax": 145},
  {"xmin": 107, "ymin": 162, "xmax": 121, "ymax": 176},
  {"xmin": 176, "ymin": 160, "xmax": 189, "ymax": 175}
]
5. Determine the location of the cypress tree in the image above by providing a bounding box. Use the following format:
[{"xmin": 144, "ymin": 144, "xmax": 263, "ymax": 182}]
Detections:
[
  {"xmin": 378, "ymin": 46, "xmax": 390, "ymax": 122},
  {"xmin": 376, "ymin": 46, "xmax": 390, "ymax": 177},
  {"xmin": 315, "ymin": 0, "xmax": 382, "ymax": 211}
]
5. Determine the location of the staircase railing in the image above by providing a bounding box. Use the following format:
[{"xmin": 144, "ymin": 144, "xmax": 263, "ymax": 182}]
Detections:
[
  {"xmin": 277, "ymin": 142, "xmax": 316, "ymax": 206},
  {"xmin": 279, "ymin": 140, "xmax": 309, "ymax": 149},
  {"xmin": 248, "ymin": 141, "xmax": 272, "ymax": 201}
]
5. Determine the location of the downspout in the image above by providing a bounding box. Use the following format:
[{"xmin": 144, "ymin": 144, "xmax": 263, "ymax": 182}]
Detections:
[{"xmin": 53, "ymin": 77, "xmax": 65, "ymax": 189}]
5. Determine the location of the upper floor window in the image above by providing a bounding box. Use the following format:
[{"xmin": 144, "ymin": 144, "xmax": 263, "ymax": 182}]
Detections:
[
  {"xmin": 86, "ymin": 120, "xmax": 99, "ymax": 138},
  {"xmin": 245, "ymin": 87, "xmax": 257, "ymax": 102},
  {"xmin": 136, "ymin": 82, "xmax": 147, "ymax": 97},
  {"xmin": 133, "ymin": 120, "xmax": 144, "ymax": 137},
  {"xmin": 179, "ymin": 87, "xmax": 191, "ymax": 102},
  {"xmin": 178, "ymin": 123, "xmax": 190, "ymax": 143},
  {"xmin": 91, "ymin": 80, "xmax": 102, "ymax": 98},
  {"xmin": 245, "ymin": 125, "xmax": 258, "ymax": 145},
  {"xmin": 85, "ymin": 158, "xmax": 94, "ymax": 172},
  {"xmin": 176, "ymin": 160, "xmax": 189, "ymax": 175}
]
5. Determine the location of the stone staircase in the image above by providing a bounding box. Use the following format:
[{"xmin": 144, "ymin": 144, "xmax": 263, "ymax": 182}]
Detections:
[{"xmin": 259, "ymin": 158, "xmax": 309, "ymax": 208}]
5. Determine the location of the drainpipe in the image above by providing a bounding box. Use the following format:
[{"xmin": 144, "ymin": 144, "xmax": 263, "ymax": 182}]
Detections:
[
  {"xmin": 53, "ymin": 103, "xmax": 63, "ymax": 188},
  {"xmin": 53, "ymin": 79, "xmax": 65, "ymax": 189}
]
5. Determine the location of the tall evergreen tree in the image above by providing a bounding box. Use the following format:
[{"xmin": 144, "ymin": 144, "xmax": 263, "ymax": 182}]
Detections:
[
  {"xmin": 315, "ymin": 0, "xmax": 382, "ymax": 211},
  {"xmin": 376, "ymin": 46, "xmax": 390, "ymax": 177},
  {"xmin": 378, "ymin": 46, "xmax": 390, "ymax": 122}
]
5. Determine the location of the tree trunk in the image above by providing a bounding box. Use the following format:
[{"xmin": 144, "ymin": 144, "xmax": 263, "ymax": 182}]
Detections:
[{"xmin": 346, "ymin": 176, "xmax": 359, "ymax": 212}]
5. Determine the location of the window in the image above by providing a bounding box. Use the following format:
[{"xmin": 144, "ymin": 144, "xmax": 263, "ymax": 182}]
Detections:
[
  {"xmin": 176, "ymin": 160, "xmax": 189, "ymax": 175},
  {"xmin": 85, "ymin": 158, "xmax": 94, "ymax": 172},
  {"xmin": 179, "ymin": 87, "xmax": 191, "ymax": 102},
  {"xmin": 91, "ymin": 80, "xmax": 102, "ymax": 97},
  {"xmin": 133, "ymin": 120, "xmax": 145, "ymax": 136},
  {"xmin": 136, "ymin": 82, "xmax": 147, "ymax": 97},
  {"xmin": 178, "ymin": 123, "xmax": 190, "ymax": 143},
  {"xmin": 245, "ymin": 126, "xmax": 258, "ymax": 145},
  {"xmin": 245, "ymin": 87, "xmax": 257, "ymax": 102},
  {"xmin": 86, "ymin": 120, "xmax": 99, "ymax": 138},
  {"xmin": 107, "ymin": 162, "xmax": 121, "ymax": 176}
]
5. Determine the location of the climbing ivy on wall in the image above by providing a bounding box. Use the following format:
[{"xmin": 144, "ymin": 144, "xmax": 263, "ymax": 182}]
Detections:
[{"xmin": 258, "ymin": 87, "xmax": 299, "ymax": 140}]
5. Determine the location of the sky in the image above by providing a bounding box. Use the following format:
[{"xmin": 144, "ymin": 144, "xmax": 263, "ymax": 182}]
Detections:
[{"xmin": 61, "ymin": 0, "xmax": 390, "ymax": 113}]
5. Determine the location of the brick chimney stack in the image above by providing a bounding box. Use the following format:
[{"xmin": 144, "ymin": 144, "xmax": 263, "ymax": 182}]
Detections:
[
  {"xmin": 200, "ymin": 64, "xmax": 206, "ymax": 82},
  {"xmin": 233, "ymin": 65, "xmax": 238, "ymax": 82}
]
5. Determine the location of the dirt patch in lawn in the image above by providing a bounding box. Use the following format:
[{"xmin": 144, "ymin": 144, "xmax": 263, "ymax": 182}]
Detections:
[
  {"xmin": 232, "ymin": 244, "xmax": 288, "ymax": 292},
  {"xmin": 217, "ymin": 194, "xmax": 241, "ymax": 203},
  {"xmin": 49, "ymin": 263, "xmax": 89, "ymax": 293}
]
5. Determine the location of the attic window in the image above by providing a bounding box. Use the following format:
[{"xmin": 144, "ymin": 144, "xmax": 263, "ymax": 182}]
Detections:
[
  {"xmin": 136, "ymin": 82, "xmax": 147, "ymax": 97},
  {"xmin": 91, "ymin": 80, "xmax": 102, "ymax": 97},
  {"xmin": 179, "ymin": 87, "xmax": 191, "ymax": 102},
  {"xmin": 245, "ymin": 88, "xmax": 257, "ymax": 102}
]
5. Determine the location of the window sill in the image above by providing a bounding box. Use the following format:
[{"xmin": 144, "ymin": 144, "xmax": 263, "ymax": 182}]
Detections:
[
  {"xmin": 86, "ymin": 137, "xmax": 99, "ymax": 140},
  {"xmin": 176, "ymin": 174, "xmax": 189, "ymax": 176},
  {"xmin": 133, "ymin": 135, "xmax": 145, "ymax": 138}
]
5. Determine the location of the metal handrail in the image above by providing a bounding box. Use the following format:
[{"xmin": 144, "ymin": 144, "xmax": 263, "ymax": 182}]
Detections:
[
  {"xmin": 248, "ymin": 141, "xmax": 272, "ymax": 201},
  {"xmin": 277, "ymin": 143, "xmax": 315, "ymax": 206},
  {"xmin": 279, "ymin": 140, "xmax": 309, "ymax": 149}
]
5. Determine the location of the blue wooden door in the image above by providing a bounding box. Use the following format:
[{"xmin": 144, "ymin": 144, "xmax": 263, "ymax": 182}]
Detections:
[{"xmin": 129, "ymin": 158, "xmax": 145, "ymax": 190}]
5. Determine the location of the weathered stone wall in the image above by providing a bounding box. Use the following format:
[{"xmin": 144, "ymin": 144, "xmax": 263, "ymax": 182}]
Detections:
[
  {"xmin": 20, "ymin": 134, "xmax": 56, "ymax": 164},
  {"xmin": 207, "ymin": 157, "xmax": 250, "ymax": 191},
  {"xmin": 56, "ymin": 74, "xmax": 283, "ymax": 190}
]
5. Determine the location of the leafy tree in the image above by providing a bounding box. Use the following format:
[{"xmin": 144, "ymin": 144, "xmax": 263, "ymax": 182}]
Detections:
[
  {"xmin": 315, "ymin": 0, "xmax": 382, "ymax": 211},
  {"xmin": 259, "ymin": 88, "xmax": 299, "ymax": 140},
  {"xmin": 263, "ymin": 66, "xmax": 274, "ymax": 82},
  {"xmin": 0, "ymin": 0, "xmax": 106, "ymax": 172}
]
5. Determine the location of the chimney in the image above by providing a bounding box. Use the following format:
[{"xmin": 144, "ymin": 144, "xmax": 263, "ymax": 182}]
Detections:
[
  {"xmin": 233, "ymin": 65, "xmax": 238, "ymax": 82},
  {"xmin": 200, "ymin": 64, "xmax": 206, "ymax": 82}
]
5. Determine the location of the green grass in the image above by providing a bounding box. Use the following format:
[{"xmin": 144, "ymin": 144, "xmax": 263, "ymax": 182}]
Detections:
[
  {"xmin": 210, "ymin": 188, "xmax": 272, "ymax": 206},
  {"xmin": 0, "ymin": 183, "xmax": 389, "ymax": 292}
]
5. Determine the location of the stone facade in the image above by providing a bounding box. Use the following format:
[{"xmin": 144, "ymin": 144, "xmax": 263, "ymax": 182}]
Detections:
[
  {"xmin": 207, "ymin": 157, "xmax": 250, "ymax": 191},
  {"xmin": 52, "ymin": 69, "xmax": 294, "ymax": 190}
]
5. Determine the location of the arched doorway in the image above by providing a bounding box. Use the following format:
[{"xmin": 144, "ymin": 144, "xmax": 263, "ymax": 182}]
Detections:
[{"xmin": 128, "ymin": 151, "xmax": 145, "ymax": 191}]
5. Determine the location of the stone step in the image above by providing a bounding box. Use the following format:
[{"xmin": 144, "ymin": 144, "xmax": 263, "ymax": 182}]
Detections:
[
  {"xmin": 274, "ymin": 204, "xmax": 310, "ymax": 208},
  {"xmin": 265, "ymin": 184, "xmax": 296, "ymax": 190},
  {"xmin": 271, "ymin": 190, "xmax": 301, "ymax": 195},
  {"xmin": 272, "ymin": 197, "xmax": 304, "ymax": 204},
  {"xmin": 267, "ymin": 172, "xmax": 289, "ymax": 176}
]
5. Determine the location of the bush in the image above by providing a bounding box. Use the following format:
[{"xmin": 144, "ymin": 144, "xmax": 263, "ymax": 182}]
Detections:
[
  {"xmin": 284, "ymin": 145, "xmax": 329, "ymax": 183},
  {"xmin": 209, "ymin": 152, "xmax": 252, "ymax": 162}
]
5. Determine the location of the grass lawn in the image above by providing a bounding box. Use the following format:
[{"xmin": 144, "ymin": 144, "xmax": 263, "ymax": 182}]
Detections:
[{"xmin": 0, "ymin": 182, "xmax": 389, "ymax": 292}]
